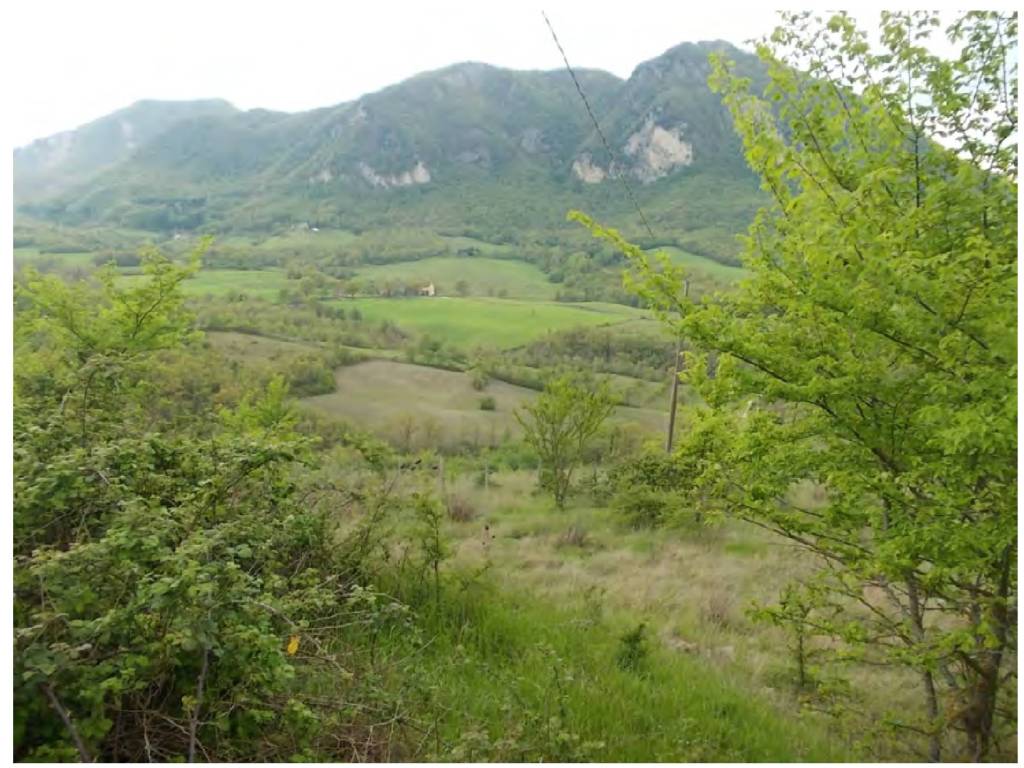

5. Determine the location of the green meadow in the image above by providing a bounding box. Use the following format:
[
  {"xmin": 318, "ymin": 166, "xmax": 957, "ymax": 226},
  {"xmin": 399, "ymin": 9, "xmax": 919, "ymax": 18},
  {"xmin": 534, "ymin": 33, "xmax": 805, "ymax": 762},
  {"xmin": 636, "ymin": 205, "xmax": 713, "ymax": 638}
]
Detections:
[
  {"xmin": 645, "ymin": 245, "xmax": 749, "ymax": 283},
  {"xmin": 119, "ymin": 268, "xmax": 290, "ymax": 299},
  {"xmin": 13, "ymin": 248, "xmax": 98, "ymax": 271},
  {"xmin": 331, "ymin": 296, "xmax": 647, "ymax": 349}
]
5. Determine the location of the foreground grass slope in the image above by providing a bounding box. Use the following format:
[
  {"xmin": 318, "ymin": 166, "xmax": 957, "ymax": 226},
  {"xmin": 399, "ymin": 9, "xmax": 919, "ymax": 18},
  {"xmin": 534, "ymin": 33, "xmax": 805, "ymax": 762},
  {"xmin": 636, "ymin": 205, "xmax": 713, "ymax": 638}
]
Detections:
[
  {"xmin": 363, "ymin": 465, "xmax": 929, "ymax": 760},
  {"xmin": 375, "ymin": 571, "xmax": 846, "ymax": 762}
]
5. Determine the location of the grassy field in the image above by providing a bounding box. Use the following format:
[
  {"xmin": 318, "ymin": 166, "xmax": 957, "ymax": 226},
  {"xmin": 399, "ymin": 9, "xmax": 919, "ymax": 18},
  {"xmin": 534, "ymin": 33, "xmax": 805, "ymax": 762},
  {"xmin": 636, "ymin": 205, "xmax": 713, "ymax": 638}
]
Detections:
[
  {"xmin": 13, "ymin": 248, "xmax": 98, "ymax": 271},
  {"xmin": 351, "ymin": 257, "xmax": 557, "ymax": 300},
  {"xmin": 182, "ymin": 268, "xmax": 290, "ymax": 299},
  {"xmin": 118, "ymin": 268, "xmax": 290, "ymax": 299},
  {"xmin": 443, "ymin": 471, "xmax": 808, "ymax": 668},
  {"xmin": 376, "ymin": 562, "xmax": 845, "ymax": 762},
  {"xmin": 18, "ymin": 253, "xmax": 292, "ymax": 304},
  {"xmin": 645, "ymin": 246, "xmax": 748, "ymax": 283},
  {"xmin": 331, "ymin": 297, "xmax": 646, "ymax": 349},
  {"xmin": 301, "ymin": 360, "xmax": 666, "ymax": 448},
  {"xmin": 205, "ymin": 330, "xmax": 323, "ymax": 360},
  {"xmin": 374, "ymin": 467, "xmax": 919, "ymax": 760}
]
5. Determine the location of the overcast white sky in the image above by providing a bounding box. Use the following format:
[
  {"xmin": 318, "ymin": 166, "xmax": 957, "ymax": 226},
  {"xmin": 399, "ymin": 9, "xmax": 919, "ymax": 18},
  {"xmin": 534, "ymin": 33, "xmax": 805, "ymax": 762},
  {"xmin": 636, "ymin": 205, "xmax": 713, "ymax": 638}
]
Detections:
[
  {"xmin": 6, "ymin": 2, "xmax": 989, "ymax": 149},
  {"xmin": 6, "ymin": 1, "xmax": 789, "ymax": 148}
]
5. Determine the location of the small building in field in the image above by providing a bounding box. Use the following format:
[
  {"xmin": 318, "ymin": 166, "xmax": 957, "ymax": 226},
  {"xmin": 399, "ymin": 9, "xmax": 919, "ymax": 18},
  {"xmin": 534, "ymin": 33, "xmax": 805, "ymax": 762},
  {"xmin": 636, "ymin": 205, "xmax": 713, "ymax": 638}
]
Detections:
[{"xmin": 418, "ymin": 282, "xmax": 436, "ymax": 297}]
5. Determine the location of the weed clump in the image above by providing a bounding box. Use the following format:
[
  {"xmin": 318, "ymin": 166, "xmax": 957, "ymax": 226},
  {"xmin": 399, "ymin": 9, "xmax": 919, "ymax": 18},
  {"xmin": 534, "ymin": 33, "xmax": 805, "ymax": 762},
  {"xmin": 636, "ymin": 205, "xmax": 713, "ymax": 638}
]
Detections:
[
  {"xmin": 699, "ymin": 589, "xmax": 736, "ymax": 630},
  {"xmin": 615, "ymin": 622, "xmax": 650, "ymax": 674},
  {"xmin": 556, "ymin": 523, "xmax": 591, "ymax": 549}
]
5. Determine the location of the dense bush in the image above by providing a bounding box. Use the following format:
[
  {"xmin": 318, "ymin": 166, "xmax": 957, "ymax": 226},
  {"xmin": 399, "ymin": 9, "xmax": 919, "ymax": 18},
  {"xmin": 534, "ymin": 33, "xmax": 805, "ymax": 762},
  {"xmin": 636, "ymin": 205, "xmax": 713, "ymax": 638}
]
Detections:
[
  {"xmin": 607, "ymin": 452, "xmax": 692, "ymax": 528},
  {"xmin": 285, "ymin": 354, "xmax": 337, "ymax": 396},
  {"xmin": 12, "ymin": 246, "xmax": 415, "ymax": 761}
]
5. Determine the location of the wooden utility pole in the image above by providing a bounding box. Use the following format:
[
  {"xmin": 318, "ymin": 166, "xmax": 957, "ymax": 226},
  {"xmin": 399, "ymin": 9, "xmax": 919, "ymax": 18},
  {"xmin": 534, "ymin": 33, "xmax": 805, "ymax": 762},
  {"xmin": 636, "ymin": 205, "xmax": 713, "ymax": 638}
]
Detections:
[
  {"xmin": 665, "ymin": 279, "xmax": 689, "ymax": 453},
  {"xmin": 665, "ymin": 341, "xmax": 682, "ymax": 453}
]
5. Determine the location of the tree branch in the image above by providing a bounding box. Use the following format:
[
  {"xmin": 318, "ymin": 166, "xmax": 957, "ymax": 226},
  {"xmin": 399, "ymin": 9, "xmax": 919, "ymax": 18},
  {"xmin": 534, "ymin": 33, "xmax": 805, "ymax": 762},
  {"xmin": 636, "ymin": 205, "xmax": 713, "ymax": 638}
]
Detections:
[
  {"xmin": 187, "ymin": 646, "xmax": 210, "ymax": 763},
  {"xmin": 41, "ymin": 682, "xmax": 92, "ymax": 762}
]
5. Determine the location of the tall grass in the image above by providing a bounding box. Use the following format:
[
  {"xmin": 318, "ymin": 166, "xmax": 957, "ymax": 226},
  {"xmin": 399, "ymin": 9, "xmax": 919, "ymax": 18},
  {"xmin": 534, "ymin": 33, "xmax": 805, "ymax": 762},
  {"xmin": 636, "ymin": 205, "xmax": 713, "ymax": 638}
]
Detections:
[{"xmin": 369, "ymin": 568, "xmax": 847, "ymax": 762}]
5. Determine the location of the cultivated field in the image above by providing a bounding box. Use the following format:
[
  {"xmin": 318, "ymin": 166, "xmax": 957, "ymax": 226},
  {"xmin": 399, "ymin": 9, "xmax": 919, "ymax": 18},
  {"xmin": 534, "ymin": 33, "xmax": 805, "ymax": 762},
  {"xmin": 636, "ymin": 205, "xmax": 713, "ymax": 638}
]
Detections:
[
  {"xmin": 205, "ymin": 330, "xmax": 323, "ymax": 360},
  {"xmin": 301, "ymin": 360, "xmax": 666, "ymax": 448},
  {"xmin": 330, "ymin": 297, "xmax": 647, "ymax": 349},
  {"xmin": 140, "ymin": 268, "xmax": 291, "ymax": 299}
]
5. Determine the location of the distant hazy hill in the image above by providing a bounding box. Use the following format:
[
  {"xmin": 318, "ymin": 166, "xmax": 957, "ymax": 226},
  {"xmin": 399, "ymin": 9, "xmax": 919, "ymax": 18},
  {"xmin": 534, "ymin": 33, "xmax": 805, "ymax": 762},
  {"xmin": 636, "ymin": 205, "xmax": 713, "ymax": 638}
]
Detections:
[
  {"xmin": 14, "ymin": 99, "xmax": 239, "ymax": 200},
  {"xmin": 14, "ymin": 41, "xmax": 765, "ymax": 263}
]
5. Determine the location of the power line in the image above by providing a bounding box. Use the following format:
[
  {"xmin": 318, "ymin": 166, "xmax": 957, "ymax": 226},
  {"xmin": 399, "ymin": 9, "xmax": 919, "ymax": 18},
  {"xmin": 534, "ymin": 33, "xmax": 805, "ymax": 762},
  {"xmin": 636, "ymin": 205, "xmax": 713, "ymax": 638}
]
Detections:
[
  {"xmin": 542, "ymin": 11, "xmax": 692, "ymax": 454},
  {"xmin": 540, "ymin": 10, "xmax": 657, "ymax": 241}
]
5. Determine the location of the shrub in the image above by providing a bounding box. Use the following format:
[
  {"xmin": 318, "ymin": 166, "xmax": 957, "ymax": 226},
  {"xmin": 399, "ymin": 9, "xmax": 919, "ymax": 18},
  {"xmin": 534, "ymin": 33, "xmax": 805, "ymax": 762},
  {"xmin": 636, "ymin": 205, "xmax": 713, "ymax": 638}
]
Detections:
[
  {"xmin": 607, "ymin": 453, "xmax": 691, "ymax": 527},
  {"xmin": 469, "ymin": 367, "xmax": 489, "ymax": 391},
  {"xmin": 92, "ymin": 250, "xmax": 141, "ymax": 268},
  {"xmin": 447, "ymin": 495, "xmax": 477, "ymax": 522},
  {"xmin": 286, "ymin": 355, "xmax": 337, "ymax": 396},
  {"xmin": 13, "ymin": 247, "xmax": 411, "ymax": 761},
  {"xmin": 478, "ymin": 396, "xmax": 496, "ymax": 411},
  {"xmin": 611, "ymin": 487, "xmax": 675, "ymax": 529}
]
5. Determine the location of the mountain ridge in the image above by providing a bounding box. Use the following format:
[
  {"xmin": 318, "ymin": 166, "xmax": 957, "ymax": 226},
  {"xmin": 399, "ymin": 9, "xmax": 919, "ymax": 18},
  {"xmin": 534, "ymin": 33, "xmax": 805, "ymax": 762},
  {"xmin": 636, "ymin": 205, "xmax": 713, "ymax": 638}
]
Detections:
[{"xmin": 14, "ymin": 40, "xmax": 766, "ymax": 262}]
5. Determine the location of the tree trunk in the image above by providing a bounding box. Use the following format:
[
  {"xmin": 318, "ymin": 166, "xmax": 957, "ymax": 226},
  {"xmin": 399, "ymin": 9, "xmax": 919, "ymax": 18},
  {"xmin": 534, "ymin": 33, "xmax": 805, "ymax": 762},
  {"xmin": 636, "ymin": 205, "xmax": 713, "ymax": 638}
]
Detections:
[
  {"xmin": 921, "ymin": 669, "xmax": 942, "ymax": 762},
  {"xmin": 962, "ymin": 547, "xmax": 1013, "ymax": 761},
  {"xmin": 907, "ymin": 575, "xmax": 942, "ymax": 761}
]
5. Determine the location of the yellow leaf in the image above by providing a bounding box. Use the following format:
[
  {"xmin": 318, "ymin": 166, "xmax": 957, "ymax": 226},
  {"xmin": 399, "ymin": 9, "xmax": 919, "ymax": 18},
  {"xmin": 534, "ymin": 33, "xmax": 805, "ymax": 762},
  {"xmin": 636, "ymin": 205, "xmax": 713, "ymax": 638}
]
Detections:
[{"xmin": 286, "ymin": 634, "xmax": 300, "ymax": 656}]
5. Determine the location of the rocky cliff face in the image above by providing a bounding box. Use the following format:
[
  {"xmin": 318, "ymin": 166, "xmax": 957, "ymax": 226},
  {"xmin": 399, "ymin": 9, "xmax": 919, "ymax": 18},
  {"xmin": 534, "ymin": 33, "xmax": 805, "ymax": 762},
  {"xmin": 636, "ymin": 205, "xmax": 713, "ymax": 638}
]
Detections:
[
  {"xmin": 571, "ymin": 115, "xmax": 695, "ymax": 184},
  {"xmin": 358, "ymin": 160, "xmax": 432, "ymax": 188}
]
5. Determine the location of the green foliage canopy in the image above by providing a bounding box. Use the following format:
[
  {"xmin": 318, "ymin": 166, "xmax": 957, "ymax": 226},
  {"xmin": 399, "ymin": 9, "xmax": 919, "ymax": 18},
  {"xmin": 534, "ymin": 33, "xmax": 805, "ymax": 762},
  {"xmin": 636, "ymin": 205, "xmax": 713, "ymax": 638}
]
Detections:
[{"xmin": 575, "ymin": 10, "xmax": 1016, "ymax": 761}]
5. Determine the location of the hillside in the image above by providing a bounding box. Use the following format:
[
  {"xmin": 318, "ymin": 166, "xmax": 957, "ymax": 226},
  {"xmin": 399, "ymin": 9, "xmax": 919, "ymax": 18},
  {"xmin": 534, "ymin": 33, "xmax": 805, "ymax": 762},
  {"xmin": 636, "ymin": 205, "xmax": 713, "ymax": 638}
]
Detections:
[
  {"xmin": 13, "ymin": 99, "xmax": 238, "ymax": 200},
  {"xmin": 15, "ymin": 41, "xmax": 764, "ymax": 264}
]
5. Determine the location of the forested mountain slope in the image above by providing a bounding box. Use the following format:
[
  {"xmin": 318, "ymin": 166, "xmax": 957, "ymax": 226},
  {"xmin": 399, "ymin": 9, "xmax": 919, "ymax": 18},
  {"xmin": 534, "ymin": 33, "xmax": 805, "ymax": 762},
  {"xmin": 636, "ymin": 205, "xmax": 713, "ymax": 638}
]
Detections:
[{"xmin": 15, "ymin": 41, "xmax": 765, "ymax": 263}]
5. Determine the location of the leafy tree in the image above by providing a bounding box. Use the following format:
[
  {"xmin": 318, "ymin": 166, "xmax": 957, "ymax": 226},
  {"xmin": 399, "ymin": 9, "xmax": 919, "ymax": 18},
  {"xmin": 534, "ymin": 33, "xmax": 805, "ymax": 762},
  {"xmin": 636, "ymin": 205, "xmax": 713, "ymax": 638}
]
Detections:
[
  {"xmin": 515, "ymin": 374, "xmax": 616, "ymax": 508},
  {"xmin": 575, "ymin": 11, "xmax": 1016, "ymax": 761}
]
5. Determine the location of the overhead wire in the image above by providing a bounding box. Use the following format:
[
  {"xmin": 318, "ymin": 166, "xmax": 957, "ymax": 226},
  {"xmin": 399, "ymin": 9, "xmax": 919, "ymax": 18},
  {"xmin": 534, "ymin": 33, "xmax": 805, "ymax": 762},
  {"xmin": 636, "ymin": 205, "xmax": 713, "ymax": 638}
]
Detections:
[
  {"xmin": 542, "ymin": 11, "xmax": 692, "ymax": 450},
  {"xmin": 540, "ymin": 10, "xmax": 658, "ymax": 241}
]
